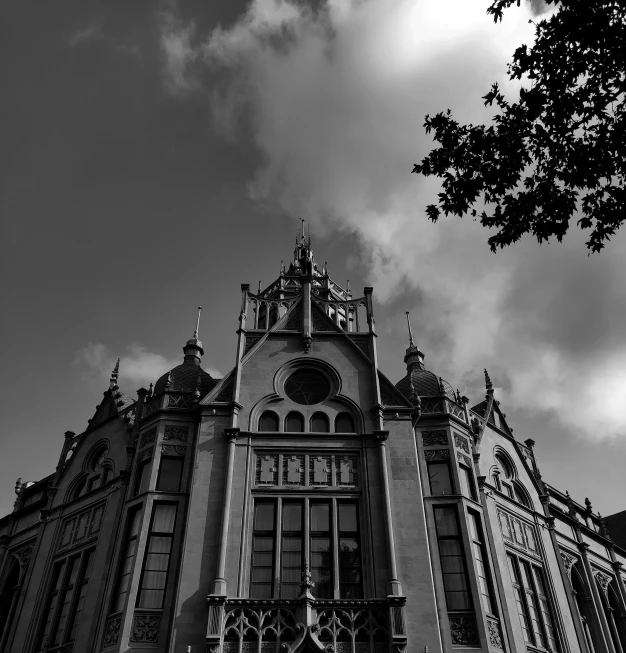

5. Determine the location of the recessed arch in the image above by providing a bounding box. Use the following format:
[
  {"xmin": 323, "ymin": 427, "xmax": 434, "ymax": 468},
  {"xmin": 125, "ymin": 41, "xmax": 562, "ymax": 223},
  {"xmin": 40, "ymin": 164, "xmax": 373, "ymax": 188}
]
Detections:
[
  {"xmin": 66, "ymin": 473, "xmax": 88, "ymax": 502},
  {"xmin": 310, "ymin": 412, "xmax": 329, "ymax": 433},
  {"xmin": 259, "ymin": 411, "xmax": 279, "ymax": 432},
  {"xmin": 335, "ymin": 412, "xmax": 355, "ymax": 433},
  {"xmin": 82, "ymin": 439, "xmax": 111, "ymax": 473},
  {"xmin": 285, "ymin": 412, "xmax": 304, "ymax": 433}
]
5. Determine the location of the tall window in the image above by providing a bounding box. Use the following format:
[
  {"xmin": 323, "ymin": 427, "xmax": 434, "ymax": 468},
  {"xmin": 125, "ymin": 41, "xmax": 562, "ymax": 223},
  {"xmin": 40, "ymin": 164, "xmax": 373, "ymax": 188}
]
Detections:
[
  {"xmin": 468, "ymin": 511, "xmax": 494, "ymax": 615},
  {"xmin": 335, "ymin": 413, "xmax": 355, "ymax": 433},
  {"xmin": 36, "ymin": 548, "xmax": 95, "ymax": 650},
  {"xmin": 134, "ymin": 459, "xmax": 151, "ymax": 496},
  {"xmin": 310, "ymin": 412, "xmax": 329, "ymax": 433},
  {"xmin": 433, "ymin": 506, "xmax": 472, "ymax": 611},
  {"xmin": 285, "ymin": 412, "xmax": 304, "ymax": 433},
  {"xmin": 459, "ymin": 465, "xmax": 476, "ymax": 500},
  {"xmin": 250, "ymin": 499, "xmax": 362, "ymax": 600},
  {"xmin": 111, "ymin": 507, "xmax": 142, "ymax": 613},
  {"xmin": 157, "ymin": 457, "xmax": 183, "ymax": 492},
  {"xmin": 136, "ymin": 503, "xmax": 177, "ymax": 609},
  {"xmin": 428, "ymin": 462, "xmax": 453, "ymax": 495},
  {"xmin": 605, "ymin": 581, "xmax": 626, "ymax": 652},
  {"xmin": 259, "ymin": 411, "xmax": 279, "ymax": 432},
  {"xmin": 507, "ymin": 554, "xmax": 558, "ymax": 651}
]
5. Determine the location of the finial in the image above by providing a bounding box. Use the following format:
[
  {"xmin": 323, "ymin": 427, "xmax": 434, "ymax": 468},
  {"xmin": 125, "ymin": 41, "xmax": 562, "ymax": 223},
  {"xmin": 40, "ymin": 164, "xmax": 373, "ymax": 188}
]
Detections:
[
  {"xmin": 585, "ymin": 497, "xmax": 593, "ymax": 513},
  {"xmin": 109, "ymin": 358, "xmax": 120, "ymax": 388},
  {"xmin": 346, "ymin": 279, "xmax": 350, "ymax": 293},
  {"xmin": 405, "ymin": 312, "xmax": 415, "ymax": 347},
  {"xmin": 164, "ymin": 370, "xmax": 172, "ymax": 391},
  {"xmin": 300, "ymin": 557, "xmax": 315, "ymax": 593},
  {"xmin": 147, "ymin": 383, "xmax": 153, "ymax": 399},
  {"xmin": 258, "ymin": 280, "xmax": 262, "ymax": 294},
  {"xmin": 193, "ymin": 306, "xmax": 202, "ymax": 339},
  {"xmin": 280, "ymin": 260, "xmax": 284, "ymax": 274},
  {"xmin": 484, "ymin": 369, "xmax": 493, "ymax": 390},
  {"xmin": 301, "ymin": 218, "xmax": 305, "ymax": 241},
  {"xmin": 324, "ymin": 261, "xmax": 328, "ymax": 275},
  {"xmin": 15, "ymin": 478, "xmax": 23, "ymax": 495}
]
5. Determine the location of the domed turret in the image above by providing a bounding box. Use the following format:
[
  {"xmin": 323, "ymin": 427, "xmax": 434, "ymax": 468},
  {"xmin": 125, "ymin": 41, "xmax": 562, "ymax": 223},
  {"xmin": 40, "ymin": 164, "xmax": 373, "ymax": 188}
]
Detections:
[
  {"xmin": 153, "ymin": 307, "xmax": 217, "ymax": 398},
  {"xmin": 395, "ymin": 312, "xmax": 456, "ymax": 403}
]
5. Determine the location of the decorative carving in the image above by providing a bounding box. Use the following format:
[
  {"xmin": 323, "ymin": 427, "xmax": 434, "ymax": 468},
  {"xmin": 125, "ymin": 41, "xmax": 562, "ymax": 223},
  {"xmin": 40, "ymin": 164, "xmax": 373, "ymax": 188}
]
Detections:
[
  {"xmin": 486, "ymin": 616, "xmax": 503, "ymax": 649},
  {"xmin": 139, "ymin": 446, "xmax": 153, "ymax": 461},
  {"xmin": 167, "ymin": 394, "xmax": 193, "ymax": 409},
  {"xmin": 244, "ymin": 335, "xmax": 262, "ymax": 355},
  {"xmin": 420, "ymin": 398, "xmax": 445, "ymax": 414},
  {"xmin": 312, "ymin": 310, "xmax": 330, "ymax": 332},
  {"xmin": 102, "ymin": 614, "xmax": 121, "ymax": 649},
  {"xmin": 498, "ymin": 510, "xmax": 538, "ymax": 555},
  {"xmin": 143, "ymin": 396, "xmax": 162, "ymax": 417},
  {"xmin": 130, "ymin": 612, "xmax": 161, "ymax": 643},
  {"xmin": 301, "ymin": 335, "xmax": 313, "ymax": 353},
  {"xmin": 457, "ymin": 451, "xmax": 472, "ymax": 467},
  {"xmin": 424, "ymin": 450, "xmax": 436, "ymax": 460},
  {"xmin": 594, "ymin": 570, "xmax": 612, "ymax": 596},
  {"xmin": 316, "ymin": 607, "xmax": 389, "ymax": 650},
  {"xmin": 256, "ymin": 455, "xmax": 279, "ymax": 486},
  {"xmin": 453, "ymin": 433, "xmax": 470, "ymax": 453},
  {"xmin": 447, "ymin": 401, "xmax": 466, "ymax": 421},
  {"xmin": 139, "ymin": 427, "xmax": 157, "ymax": 448},
  {"xmin": 310, "ymin": 456, "xmax": 332, "ymax": 485},
  {"xmin": 380, "ymin": 386, "xmax": 398, "ymax": 406},
  {"xmin": 422, "ymin": 430, "xmax": 447, "ymax": 447},
  {"xmin": 560, "ymin": 550, "xmax": 577, "ymax": 577},
  {"xmin": 351, "ymin": 339, "xmax": 370, "ymax": 358},
  {"xmin": 282, "ymin": 311, "xmax": 302, "ymax": 331},
  {"xmin": 449, "ymin": 615, "xmax": 479, "ymax": 646},
  {"xmin": 335, "ymin": 456, "xmax": 358, "ymax": 486},
  {"xmin": 223, "ymin": 606, "xmax": 298, "ymax": 651},
  {"xmin": 12, "ymin": 542, "xmax": 35, "ymax": 571},
  {"xmin": 437, "ymin": 449, "xmax": 450, "ymax": 459},
  {"xmin": 59, "ymin": 503, "xmax": 105, "ymax": 550},
  {"xmin": 175, "ymin": 445, "xmax": 186, "ymax": 456},
  {"xmin": 283, "ymin": 455, "xmax": 305, "ymax": 486},
  {"xmin": 215, "ymin": 378, "xmax": 234, "ymax": 403}
]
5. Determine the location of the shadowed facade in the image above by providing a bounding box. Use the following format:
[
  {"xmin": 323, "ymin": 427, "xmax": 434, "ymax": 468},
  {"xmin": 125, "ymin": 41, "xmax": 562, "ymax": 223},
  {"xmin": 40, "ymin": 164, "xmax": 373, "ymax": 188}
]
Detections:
[{"xmin": 1, "ymin": 234, "xmax": 625, "ymax": 653}]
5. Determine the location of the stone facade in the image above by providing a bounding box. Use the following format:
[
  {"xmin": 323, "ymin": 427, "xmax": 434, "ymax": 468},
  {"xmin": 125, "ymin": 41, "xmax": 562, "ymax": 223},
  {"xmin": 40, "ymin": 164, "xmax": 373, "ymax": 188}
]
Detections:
[{"xmin": 0, "ymin": 238, "xmax": 625, "ymax": 653}]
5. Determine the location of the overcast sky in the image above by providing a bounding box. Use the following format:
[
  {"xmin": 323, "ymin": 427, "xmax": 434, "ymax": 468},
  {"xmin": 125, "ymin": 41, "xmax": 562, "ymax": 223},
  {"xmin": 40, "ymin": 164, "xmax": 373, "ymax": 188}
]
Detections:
[{"xmin": 1, "ymin": 0, "xmax": 624, "ymax": 519}]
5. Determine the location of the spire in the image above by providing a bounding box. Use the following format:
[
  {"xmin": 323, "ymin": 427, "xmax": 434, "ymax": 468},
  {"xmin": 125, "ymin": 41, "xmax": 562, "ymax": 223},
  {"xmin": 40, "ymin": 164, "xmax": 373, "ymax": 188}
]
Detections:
[
  {"xmin": 403, "ymin": 312, "xmax": 425, "ymax": 371},
  {"xmin": 183, "ymin": 306, "xmax": 204, "ymax": 365},
  {"xmin": 484, "ymin": 369, "xmax": 493, "ymax": 390},
  {"xmin": 109, "ymin": 358, "xmax": 120, "ymax": 389}
]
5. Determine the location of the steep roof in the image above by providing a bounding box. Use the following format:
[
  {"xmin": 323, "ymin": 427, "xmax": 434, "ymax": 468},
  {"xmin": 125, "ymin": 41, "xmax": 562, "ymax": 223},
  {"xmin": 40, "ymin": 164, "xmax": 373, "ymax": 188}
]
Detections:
[{"xmin": 604, "ymin": 509, "xmax": 626, "ymax": 549}]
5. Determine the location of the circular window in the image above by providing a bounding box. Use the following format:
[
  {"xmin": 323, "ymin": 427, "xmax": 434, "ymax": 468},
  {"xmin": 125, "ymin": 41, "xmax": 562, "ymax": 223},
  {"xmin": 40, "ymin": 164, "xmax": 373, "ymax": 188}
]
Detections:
[{"xmin": 284, "ymin": 370, "xmax": 330, "ymax": 405}]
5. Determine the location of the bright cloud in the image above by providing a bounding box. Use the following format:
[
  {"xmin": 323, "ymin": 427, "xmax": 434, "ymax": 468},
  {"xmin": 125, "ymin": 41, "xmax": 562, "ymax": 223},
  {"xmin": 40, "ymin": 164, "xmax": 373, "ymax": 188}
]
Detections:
[
  {"xmin": 159, "ymin": 0, "xmax": 626, "ymax": 440},
  {"xmin": 74, "ymin": 342, "xmax": 221, "ymax": 391}
]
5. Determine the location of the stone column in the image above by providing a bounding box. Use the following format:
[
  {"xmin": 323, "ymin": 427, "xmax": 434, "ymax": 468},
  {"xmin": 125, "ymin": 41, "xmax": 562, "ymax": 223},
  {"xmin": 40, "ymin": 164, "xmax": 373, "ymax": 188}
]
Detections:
[
  {"xmin": 375, "ymin": 430, "xmax": 402, "ymax": 596},
  {"xmin": 211, "ymin": 428, "xmax": 239, "ymax": 596}
]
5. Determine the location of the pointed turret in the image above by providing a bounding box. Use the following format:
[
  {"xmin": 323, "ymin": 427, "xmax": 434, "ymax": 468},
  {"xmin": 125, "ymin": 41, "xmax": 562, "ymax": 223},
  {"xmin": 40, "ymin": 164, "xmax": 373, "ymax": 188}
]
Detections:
[
  {"xmin": 109, "ymin": 358, "xmax": 120, "ymax": 389},
  {"xmin": 403, "ymin": 312, "xmax": 425, "ymax": 372},
  {"xmin": 183, "ymin": 306, "xmax": 204, "ymax": 365}
]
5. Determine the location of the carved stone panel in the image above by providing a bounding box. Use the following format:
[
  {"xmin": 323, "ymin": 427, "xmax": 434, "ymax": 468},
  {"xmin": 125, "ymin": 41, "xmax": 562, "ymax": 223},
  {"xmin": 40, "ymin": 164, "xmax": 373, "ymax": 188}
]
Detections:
[
  {"xmin": 102, "ymin": 614, "xmax": 121, "ymax": 649},
  {"xmin": 422, "ymin": 430, "xmax": 448, "ymax": 447},
  {"xmin": 453, "ymin": 432, "xmax": 470, "ymax": 453},
  {"xmin": 130, "ymin": 612, "xmax": 161, "ymax": 643},
  {"xmin": 139, "ymin": 427, "xmax": 157, "ymax": 448},
  {"xmin": 487, "ymin": 616, "xmax": 503, "ymax": 649},
  {"xmin": 163, "ymin": 425, "xmax": 189, "ymax": 442},
  {"xmin": 282, "ymin": 455, "xmax": 305, "ymax": 486},
  {"xmin": 449, "ymin": 615, "xmax": 479, "ymax": 646},
  {"xmin": 256, "ymin": 455, "xmax": 279, "ymax": 486},
  {"xmin": 310, "ymin": 455, "xmax": 332, "ymax": 485},
  {"xmin": 335, "ymin": 456, "xmax": 358, "ymax": 486},
  {"xmin": 59, "ymin": 503, "xmax": 105, "ymax": 550},
  {"xmin": 498, "ymin": 510, "xmax": 538, "ymax": 556}
]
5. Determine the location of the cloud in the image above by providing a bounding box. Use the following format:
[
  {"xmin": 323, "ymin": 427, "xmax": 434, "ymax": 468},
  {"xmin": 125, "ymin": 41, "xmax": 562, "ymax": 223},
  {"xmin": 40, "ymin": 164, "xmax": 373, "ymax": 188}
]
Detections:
[
  {"xmin": 74, "ymin": 342, "xmax": 221, "ymax": 392},
  {"xmin": 67, "ymin": 18, "xmax": 140, "ymax": 56},
  {"xmin": 159, "ymin": 0, "xmax": 626, "ymax": 440},
  {"xmin": 67, "ymin": 21, "xmax": 104, "ymax": 47}
]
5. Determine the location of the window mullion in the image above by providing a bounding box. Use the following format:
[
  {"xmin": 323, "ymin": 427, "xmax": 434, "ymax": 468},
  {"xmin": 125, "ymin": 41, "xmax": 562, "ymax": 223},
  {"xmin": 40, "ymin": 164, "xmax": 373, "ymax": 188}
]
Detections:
[
  {"xmin": 304, "ymin": 497, "xmax": 310, "ymax": 582},
  {"xmin": 331, "ymin": 498, "xmax": 340, "ymax": 599},
  {"xmin": 274, "ymin": 499, "xmax": 282, "ymax": 599}
]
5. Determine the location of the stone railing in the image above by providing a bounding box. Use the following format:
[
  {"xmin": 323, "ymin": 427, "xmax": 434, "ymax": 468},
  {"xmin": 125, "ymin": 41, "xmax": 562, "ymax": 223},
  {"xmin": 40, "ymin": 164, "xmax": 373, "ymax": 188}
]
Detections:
[{"xmin": 207, "ymin": 596, "xmax": 407, "ymax": 653}]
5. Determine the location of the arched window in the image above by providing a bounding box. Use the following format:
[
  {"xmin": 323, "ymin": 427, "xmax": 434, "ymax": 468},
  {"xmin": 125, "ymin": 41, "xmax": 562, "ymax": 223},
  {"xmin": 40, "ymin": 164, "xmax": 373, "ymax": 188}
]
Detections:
[
  {"xmin": 259, "ymin": 411, "xmax": 279, "ymax": 432},
  {"xmin": 514, "ymin": 483, "xmax": 531, "ymax": 507},
  {"xmin": 268, "ymin": 305, "xmax": 278, "ymax": 328},
  {"xmin": 335, "ymin": 413, "xmax": 355, "ymax": 433},
  {"xmin": 605, "ymin": 582, "xmax": 626, "ymax": 652},
  {"xmin": 0, "ymin": 562, "xmax": 20, "ymax": 640},
  {"xmin": 310, "ymin": 412, "xmax": 329, "ymax": 433},
  {"xmin": 571, "ymin": 566, "xmax": 602, "ymax": 653},
  {"xmin": 70, "ymin": 476, "xmax": 87, "ymax": 501},
  {"xmin": 285, "ymin": 412, "xmax": 304, "ymax": 433}
]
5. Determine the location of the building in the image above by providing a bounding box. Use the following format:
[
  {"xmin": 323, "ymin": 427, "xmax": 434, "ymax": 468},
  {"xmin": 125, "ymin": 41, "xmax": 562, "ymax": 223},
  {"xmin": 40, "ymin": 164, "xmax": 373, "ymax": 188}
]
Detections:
[{"xmin": 0, "ymin": 234, "xmax": 625, "ymax": 653}]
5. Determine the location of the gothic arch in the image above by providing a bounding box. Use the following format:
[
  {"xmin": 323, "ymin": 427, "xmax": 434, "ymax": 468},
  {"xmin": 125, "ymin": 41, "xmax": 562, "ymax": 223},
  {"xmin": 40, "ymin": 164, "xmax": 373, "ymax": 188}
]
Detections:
[{"xmin": 492, "ymin": 447, "xmax": 518, "ymax": 480}]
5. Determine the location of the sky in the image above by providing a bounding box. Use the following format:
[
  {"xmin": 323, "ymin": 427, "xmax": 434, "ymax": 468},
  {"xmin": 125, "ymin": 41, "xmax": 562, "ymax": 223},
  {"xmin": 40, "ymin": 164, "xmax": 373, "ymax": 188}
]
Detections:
[{"xmin": 1, "ymin": 0, "xmax": 624, "ymax": 519}]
